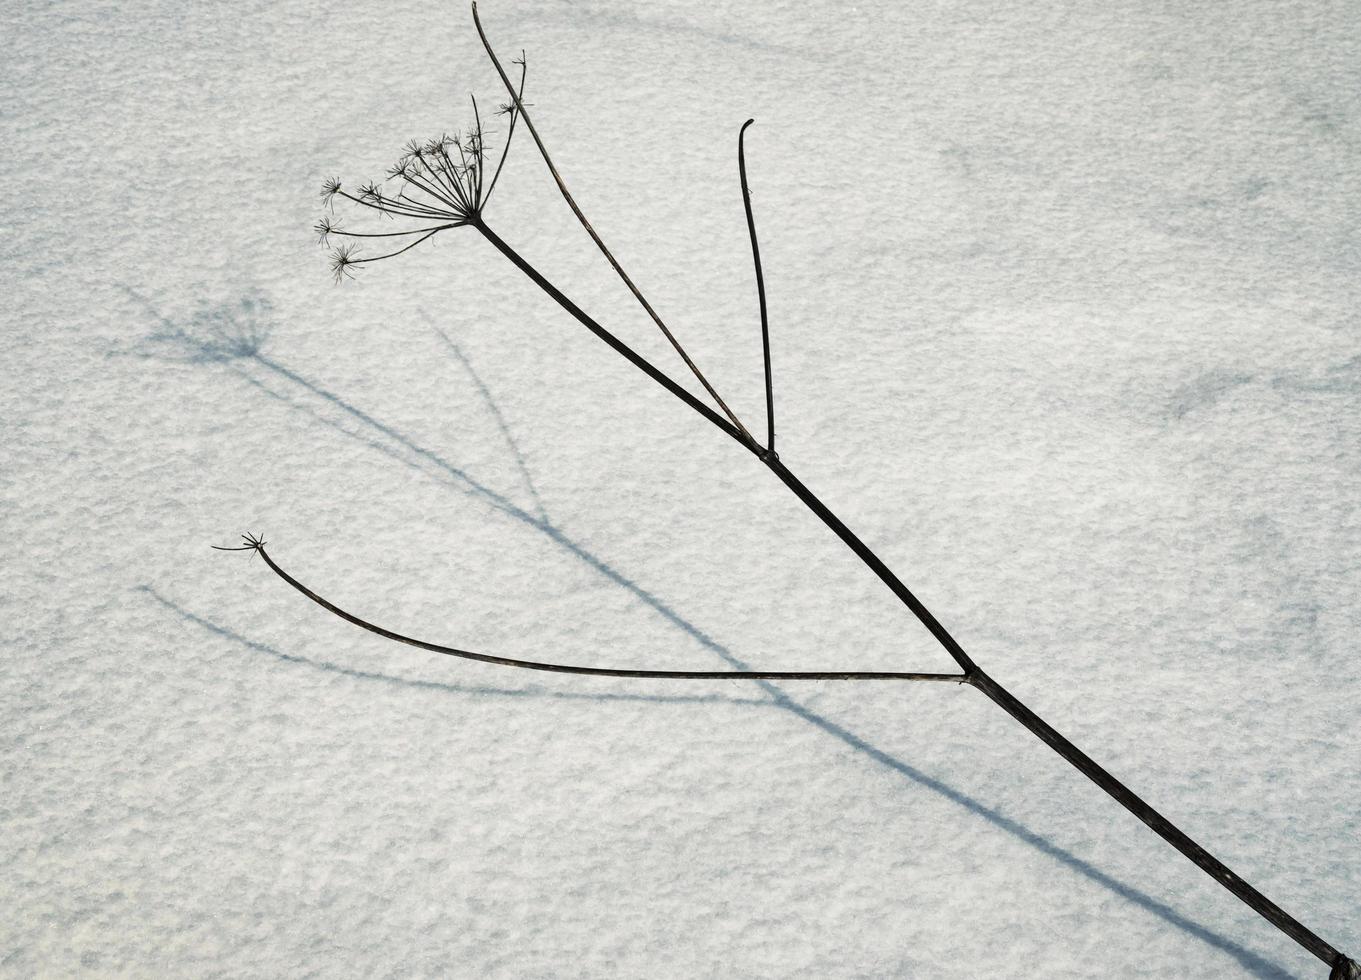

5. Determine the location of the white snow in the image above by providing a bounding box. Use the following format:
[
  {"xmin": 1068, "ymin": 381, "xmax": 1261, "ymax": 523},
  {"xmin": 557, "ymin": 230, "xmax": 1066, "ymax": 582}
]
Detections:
[{"xmin": 2, "ymin": 0, "xmax": 1358, "ymax": 976}]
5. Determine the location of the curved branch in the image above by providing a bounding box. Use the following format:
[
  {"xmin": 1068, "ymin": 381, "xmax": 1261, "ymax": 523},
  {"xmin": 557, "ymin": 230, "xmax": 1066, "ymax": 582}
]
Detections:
[
  {"xmin": 739, "ymin": 119, "xmax": 775, "ymax": 454},
  {"xmin": 218, "ymin": 537, "xmax": 967, "ymax": 683}
]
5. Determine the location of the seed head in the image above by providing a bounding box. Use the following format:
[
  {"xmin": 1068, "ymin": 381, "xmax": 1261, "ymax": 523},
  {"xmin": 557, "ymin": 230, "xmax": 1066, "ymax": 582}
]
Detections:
[
  {"xmin": 330, "ymin": 243, "xmax": 359, "ymax": 283},
  {"xmin": 426, "ymin": 134, "xmax": 455, "ymax": 156},
  {"xmin": 313, "ymin": 216, "xmax": 337, "ymax": 244}
]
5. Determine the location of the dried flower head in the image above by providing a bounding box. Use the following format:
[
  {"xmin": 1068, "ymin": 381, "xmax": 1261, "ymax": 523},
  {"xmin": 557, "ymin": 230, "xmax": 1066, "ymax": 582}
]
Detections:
[
  {"xmin": 315, "ymin": 58, "xmax": 528, "ymax": 282},
  {"xmin": 330, "ymin": 243, "xmax": 359, "ymax": 283},
  {"xmin": 313, "ymin": 216, "xmax": 337, "ymax": 244}
]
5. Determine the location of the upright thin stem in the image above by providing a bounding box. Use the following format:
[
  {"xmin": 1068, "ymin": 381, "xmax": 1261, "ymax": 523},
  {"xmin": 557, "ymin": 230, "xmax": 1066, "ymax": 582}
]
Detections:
[
  {"xmin": 481, "ymin": 55, "xmax": 527, "ymax": 208},
  {"xmin": 471, "ymin": 1, "xmax": 759, "ymax": 451},
  {"xmin": 739, "ymin": 119, "xmax": 775, "ymax": 454},
  {"xmin": 231, "ymin": 539, "xmax": 966, "ymax": 682},
  {"xmin": 469, "ymin": 94, "xmax": 486, "ymax": 204}
]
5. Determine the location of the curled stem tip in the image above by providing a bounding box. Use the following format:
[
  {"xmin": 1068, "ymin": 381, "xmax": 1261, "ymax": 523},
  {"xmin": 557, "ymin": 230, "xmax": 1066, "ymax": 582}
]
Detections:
[{"xmin": 212, "ymin": 532, "xmax": 267, "ymax": 554}]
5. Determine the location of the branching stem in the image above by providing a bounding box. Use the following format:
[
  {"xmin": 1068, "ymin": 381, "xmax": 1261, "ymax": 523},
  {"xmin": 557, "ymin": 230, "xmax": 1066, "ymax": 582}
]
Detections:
[{"xmin": 278, "ymin": 8, "xmax": 1359, "ymax": 975}]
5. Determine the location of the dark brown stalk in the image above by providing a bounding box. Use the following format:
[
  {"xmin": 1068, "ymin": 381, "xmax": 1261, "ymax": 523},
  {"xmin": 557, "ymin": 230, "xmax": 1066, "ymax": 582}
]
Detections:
[
  {"xmin": 967, "ymin": 668, "xmax": 1352, "ymax": 972},
  {"xmin": 474, "ymin": 220, "xmax": 747, "ymax": 449}
]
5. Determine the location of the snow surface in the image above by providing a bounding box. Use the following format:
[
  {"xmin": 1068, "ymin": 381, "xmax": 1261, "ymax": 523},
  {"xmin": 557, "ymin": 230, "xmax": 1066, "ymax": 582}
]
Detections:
[{"xmin": 3, "ymin": 0, "xmax": 1359, "ymax": 976}]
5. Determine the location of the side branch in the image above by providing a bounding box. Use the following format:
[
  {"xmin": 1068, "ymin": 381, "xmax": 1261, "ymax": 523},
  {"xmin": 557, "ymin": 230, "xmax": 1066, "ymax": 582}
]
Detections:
[
  {"xmin": 474, "ymin": 220, "xmax": 751, "ymax": 449},
  {"xmin": 739, "ymin": 119, "xmax": 775, "ymax": 454},
  {"xmin": 218, "ymin": 537, "xmax": 967, "ymax": 683}
]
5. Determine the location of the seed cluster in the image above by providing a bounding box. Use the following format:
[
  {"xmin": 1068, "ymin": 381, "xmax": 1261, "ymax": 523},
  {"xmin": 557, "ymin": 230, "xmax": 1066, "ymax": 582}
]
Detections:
[{"xmin": 316, "ymin": 56, "xmax": 527, "ymax": 282}]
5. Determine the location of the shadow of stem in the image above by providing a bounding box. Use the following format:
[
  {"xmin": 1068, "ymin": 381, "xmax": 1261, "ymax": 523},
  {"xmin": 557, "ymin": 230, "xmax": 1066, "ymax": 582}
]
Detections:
[{"xmin": 126, "ymin": 290, "xmax": 1295, "ymax": 979}]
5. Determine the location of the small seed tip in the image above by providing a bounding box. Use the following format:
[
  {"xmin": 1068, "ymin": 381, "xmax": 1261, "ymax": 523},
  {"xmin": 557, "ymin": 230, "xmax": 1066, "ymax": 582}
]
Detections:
[{"xmin": 211, "ymin": 531, "xmax": 267, "ymax": 554}]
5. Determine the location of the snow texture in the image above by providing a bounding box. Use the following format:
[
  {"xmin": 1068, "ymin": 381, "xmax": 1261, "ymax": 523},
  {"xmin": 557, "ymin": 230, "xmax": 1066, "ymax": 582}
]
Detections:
[{"xmin": 3, "ymin": 0, "xmax": 1359, "ymax": 976}]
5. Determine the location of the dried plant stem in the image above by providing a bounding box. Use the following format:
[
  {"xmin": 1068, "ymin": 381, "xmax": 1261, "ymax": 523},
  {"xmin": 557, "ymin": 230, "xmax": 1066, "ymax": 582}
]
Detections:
[
  {"xmin": 463, "ymin": 217, "xmax": 1350, "ymax": 976},
  {"xmin": 471, "ymin": 1, "xmax": 758, "ymax": 451},
  {"xmin": 968, "ymin": 668, "xmax": 1354, "ymax": 974},
  {"xmin": 739, "ymin": 119, "xmax": 776, "ymax": 454}
]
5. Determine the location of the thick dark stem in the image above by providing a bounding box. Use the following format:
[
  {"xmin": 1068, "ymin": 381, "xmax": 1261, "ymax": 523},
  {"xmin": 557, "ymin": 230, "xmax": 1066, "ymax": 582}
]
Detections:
[
  {"xmin": 1331, "ymin": 955, "xmax": 1361, "ymax": 980},
  {"xmin": 762, "ymin": 456, "xmax": 976, "ymax": 674},
  {"xmin": 738, "ymin": 119, "xmax": 775, "ymax": 453},
  {"xmin": 969, "ymin": 669, "xmax": 1345, "ymax": 970}
]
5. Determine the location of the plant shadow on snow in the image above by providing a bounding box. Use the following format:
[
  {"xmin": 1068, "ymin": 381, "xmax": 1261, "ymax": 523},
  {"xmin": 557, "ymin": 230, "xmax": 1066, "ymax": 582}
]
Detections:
[
  {"xmin": 138, "ymin": 585, "xmax": 770, "ymax": 708},
  {"xmin": 123, "ymin": 288, "xmax": 1296, "ymax": 980}
]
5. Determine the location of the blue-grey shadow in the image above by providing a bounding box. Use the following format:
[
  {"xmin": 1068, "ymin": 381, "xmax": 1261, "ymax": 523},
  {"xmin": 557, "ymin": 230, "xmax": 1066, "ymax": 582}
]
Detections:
[
  {"xmin": 140, "ymin": 585, "xmax": 771, "ymax": 708},
  {"xmin": 122, "ymin": 288, "xmax": 1295, "ymax": 979}
]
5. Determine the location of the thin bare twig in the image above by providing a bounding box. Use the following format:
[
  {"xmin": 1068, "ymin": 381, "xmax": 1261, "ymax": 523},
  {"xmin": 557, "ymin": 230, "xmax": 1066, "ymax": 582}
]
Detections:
[{"xmin": 738, "ymin": 119, "xmax": 775, "ymax": 455}]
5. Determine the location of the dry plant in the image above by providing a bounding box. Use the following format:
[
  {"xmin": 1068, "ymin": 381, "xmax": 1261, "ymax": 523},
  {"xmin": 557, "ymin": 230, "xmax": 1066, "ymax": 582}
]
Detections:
[{"xmin": 218, "ymin": 6, "xmax": 1358, "ymax": 976}]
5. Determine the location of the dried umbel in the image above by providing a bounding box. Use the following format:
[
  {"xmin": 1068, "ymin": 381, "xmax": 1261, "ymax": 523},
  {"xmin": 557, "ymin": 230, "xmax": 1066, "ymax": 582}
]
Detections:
[
  {"xmin": 220, "ymin": 4, "xmax": 1359, "ymax": 977},
  {"xmin": 316, "ymin": 58, "xmax": 526, "ymax": 282}
]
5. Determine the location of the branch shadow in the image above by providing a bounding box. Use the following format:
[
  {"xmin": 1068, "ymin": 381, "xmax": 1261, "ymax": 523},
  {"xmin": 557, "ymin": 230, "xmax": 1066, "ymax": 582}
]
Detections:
[
  {"xmin": 139, "ymin": 585, "xmax": 771, "ymax": 708},
  {"xmin": 121, "ymin": 288, "xmax": 1296, "ymax": 979}
]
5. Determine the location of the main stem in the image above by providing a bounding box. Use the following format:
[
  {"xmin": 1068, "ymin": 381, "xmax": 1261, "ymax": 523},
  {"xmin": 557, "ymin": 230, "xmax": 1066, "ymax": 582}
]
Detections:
[
  {"xmin": 473, "ymin": 219, "xmax": 1353, "ymax": 975},
  {"xmin": 760, "ymin": 459, "xmax": 1344, "ymax": 970}
]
